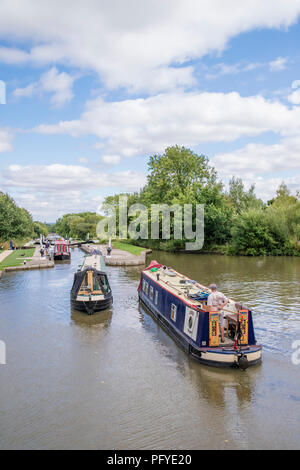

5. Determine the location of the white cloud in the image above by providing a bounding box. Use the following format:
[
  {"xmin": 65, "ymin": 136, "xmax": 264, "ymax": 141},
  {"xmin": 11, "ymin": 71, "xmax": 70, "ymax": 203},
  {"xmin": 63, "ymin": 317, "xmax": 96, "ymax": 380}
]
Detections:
[
  {"xmin": 34, "ymin": 91, "xmax": 300, "ymax": 159},
  {"xmin": 13, "ymin": 83, "xmax": 36, "ymax": 98},
  {"xmin": 213, "ymin": 135, "xmax": 300, "ymax": 175},
  {"xmin": 13, "ymin": 67, "xmax": 75, "ymax": 107},
  {"xmin": 0, "ymin": 1, "xmax": 300, "ymax": 92},
  {"xmin": 292, "ymin": 80, "xmax": 300, "ymax": 89},
  {"xmin": 205, "ymin": 61, "xmax": 263, "ymax": 79},
  {"xmin": 2, "ymin": 163, "xmax": 146, "ymax": 220},
  {"xmin": 251, "ymin": 174, "xmax": 300, "ymax": 201},
  {"xmin": 269, "ymin": 56, "xmax": 288, "ymax": 71},
  {"xmin": 101, "ymin": 155, "xmax": 121, "ymax": 165},
  {"xmin": 0, "ymin": 46, "xmax": 30, "ymax": 64},
  {"xmin": 287, "ymin": 90, "xmax": 300, "ymax": 104},
  {"xmin": 0, "ymin": 128, "xmax": 13, "ymax": 153},
  {"xmin": 3, "ymin": 163, "xmax": 146, "ymax": 192},
  {"xmin": 212, "ymin": 135, "xmax": 300, "ymax": 199}
]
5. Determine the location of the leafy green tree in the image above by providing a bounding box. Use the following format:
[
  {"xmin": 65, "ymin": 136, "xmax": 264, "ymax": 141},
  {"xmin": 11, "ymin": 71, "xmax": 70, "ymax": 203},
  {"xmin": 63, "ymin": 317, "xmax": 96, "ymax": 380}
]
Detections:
[
  {"xmin": 228, "ymin": 177, "xmax": 263, "ymax": 214},
  {"xmin": 0, "ymin": 192, "xmax": 34, "ymax": 242},
  {"xmin": 142, "ymin": 145, "xmax": 218, "ymax": 205},
  {"xmin": 230, "ymin": 208, "xmax": 279, "ymax": 255},
  {"xmin": 53, "ymin": 212, "xmax": 103, "ymax": 239},
  {"xmin": 33, "ymin": 221, "xmax": 49, "ymax": 237}
]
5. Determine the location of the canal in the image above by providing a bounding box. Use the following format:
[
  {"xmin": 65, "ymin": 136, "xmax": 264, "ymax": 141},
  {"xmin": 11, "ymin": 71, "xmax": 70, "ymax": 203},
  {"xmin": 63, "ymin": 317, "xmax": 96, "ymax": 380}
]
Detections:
[{"xmin": 0, "ymin": 248, "xmax": 299, "ymax": 449}]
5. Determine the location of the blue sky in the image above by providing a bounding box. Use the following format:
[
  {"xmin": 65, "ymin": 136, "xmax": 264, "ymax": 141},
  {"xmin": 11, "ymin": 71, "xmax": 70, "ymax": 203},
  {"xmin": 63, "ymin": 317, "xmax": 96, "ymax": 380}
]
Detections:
[{"xmin": 0, "ymin": 0, "xmax": 300, "ymax": 221}]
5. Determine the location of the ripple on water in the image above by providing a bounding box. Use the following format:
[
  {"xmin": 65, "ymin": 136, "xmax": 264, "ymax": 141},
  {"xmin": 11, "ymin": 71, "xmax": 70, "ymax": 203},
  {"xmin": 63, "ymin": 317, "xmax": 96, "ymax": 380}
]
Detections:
[{"xmin": 1, "ymin": 250, "xmax": 300, "ymax": 450}]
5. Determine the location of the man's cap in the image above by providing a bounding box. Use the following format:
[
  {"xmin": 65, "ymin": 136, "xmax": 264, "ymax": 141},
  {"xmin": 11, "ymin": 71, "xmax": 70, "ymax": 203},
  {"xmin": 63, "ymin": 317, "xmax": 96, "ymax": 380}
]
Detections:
[{"xmin": 209, "ymin": 283, "xmax": 217, "ymax": 290}]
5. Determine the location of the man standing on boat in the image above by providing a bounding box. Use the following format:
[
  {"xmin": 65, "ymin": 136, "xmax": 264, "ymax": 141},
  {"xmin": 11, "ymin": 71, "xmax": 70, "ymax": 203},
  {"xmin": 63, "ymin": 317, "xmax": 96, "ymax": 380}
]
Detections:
[{"xmin": 207, "ymin": 284, "xmax": 228, "ymax": 343}]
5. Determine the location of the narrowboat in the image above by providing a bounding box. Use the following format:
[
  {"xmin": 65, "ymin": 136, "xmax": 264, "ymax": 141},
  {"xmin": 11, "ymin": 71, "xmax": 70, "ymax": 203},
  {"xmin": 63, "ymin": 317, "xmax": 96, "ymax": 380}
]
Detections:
[
  {"xmin": 54, "ymin": 240, "xmax": 71, "ymax": 261},
  {"xmin": 138, "ymin": 261, "xmax": 262, "ymax": 370},
  {"xmin": 70, "ymin": 250, "xmax": 112, "ymax": 315}
]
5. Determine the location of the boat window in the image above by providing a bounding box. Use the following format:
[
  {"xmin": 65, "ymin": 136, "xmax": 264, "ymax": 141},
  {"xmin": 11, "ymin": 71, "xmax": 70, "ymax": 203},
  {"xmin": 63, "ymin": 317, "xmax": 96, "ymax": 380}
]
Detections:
[
  {"xmin": 171, "ymin": 304, "xmax": 177, "ymax": 322},
  {"xmin": 79, "ymin": 273, "xmax": 91, "ymax": 293},
  {"xmin": 93, "ymin": 275, "xmax": 102, "ymax": 292},
  {"xmin": 149, "ymin": 286, "xmax": 154, "ymax": 301},
  {"xmin": 154, "ymin": 290, "xmax": 158, "ymax": 305},
  {"xmin": 142, "ymin": 279, "xmax": 146, "ymax": 292},
  {"xmin": 78, "ymin": 272, "xmax": 105, "ymax": 294},
  {"xmin": 100, "ymin": 274, "xmax": 110, "ymax": 293},
  {"xmin": 144, "ymin": 281, "xmax": 149, "ymax": 295}
]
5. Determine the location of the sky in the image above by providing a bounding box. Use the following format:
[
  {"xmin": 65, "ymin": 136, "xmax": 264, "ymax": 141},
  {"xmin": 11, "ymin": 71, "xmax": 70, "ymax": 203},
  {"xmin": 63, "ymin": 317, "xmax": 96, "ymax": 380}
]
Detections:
[{"xmin": 0, "ymin": 0, "xmax": 300, "ymax": 222}]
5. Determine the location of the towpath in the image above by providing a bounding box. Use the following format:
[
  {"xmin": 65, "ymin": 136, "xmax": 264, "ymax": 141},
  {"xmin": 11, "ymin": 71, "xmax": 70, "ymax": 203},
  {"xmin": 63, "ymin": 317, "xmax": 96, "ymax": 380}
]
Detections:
[{"xmin": 80, "ymin": 244, "xmax": 150, "ymax": 266}]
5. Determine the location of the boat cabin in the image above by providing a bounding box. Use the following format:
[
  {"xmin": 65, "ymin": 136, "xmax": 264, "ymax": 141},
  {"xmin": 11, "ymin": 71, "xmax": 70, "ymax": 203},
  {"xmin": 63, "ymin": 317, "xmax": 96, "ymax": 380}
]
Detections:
[{"xmin": 54, "ymin": 241, "xmax": 70, "ymax": 260}]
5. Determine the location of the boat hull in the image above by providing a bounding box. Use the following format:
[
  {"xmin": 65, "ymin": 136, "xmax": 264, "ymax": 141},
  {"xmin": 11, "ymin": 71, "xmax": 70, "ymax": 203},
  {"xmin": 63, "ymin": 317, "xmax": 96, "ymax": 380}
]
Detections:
[
  {"xmin": 54, "ymin": 253, "xmax": 71, "ymax": 261},
  {"xmin": 139, "ymin": 293, "xmax": 262, "ymax": 369},
  {"xmin": 71, "ymin": 295, "xmax": 112, "ymax": 315}
]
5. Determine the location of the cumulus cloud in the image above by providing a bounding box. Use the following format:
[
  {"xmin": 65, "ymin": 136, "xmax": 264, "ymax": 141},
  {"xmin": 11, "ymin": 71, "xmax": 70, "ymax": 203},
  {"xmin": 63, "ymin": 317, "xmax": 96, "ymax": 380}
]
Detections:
[
  {"xmin": 34, "ymin": 91, "xmax": 300, "ymax": 159},
  {"xmin": 13, "ymin": 67, "xmax": 75, "ymax": 107},
  {"xmin": 287, "ymin": 81, "xmax": 300, "ymax": 105},
  {"xmin": 2, "ymin": 163, "xmax": 146, "ymax": 220},
  {"xmin": 248, "ymin": 175, "xmax": 300, "ymax": 202},
  {"xmin": 213, "ymin": 135, "xmax": 300, "ymax": 175},
  {"xmin": 288, "ymin": 90, "xmax": 300, "ymax": 104},
  {"xmin": 0, "ymin": 0, "xmax": 300, "ymax": 92},
  {"xmin": 3, "ymin": 163, "xmax": 146, "ymax": 192},
  {"xmin": 211, "ymin": 135, "xmax": 300, "ymax": 200}
]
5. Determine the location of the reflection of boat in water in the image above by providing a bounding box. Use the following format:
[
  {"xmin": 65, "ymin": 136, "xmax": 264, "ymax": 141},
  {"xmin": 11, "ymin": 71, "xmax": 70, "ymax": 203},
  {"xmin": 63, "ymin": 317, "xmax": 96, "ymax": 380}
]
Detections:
[
  {"xmin": 138, "ymin": 261, "xmax": 262, "ymax": 370},
  {"xmin": 54, "ymin": 240, "xmax": 71, "ymax": 261},
  {"xmin": 70, "ymin": 250, "xmax": 113, "ymax": 315},
  {"xmin": 71, "ymin": 306, "xmax": 112, "ymax": 328}
]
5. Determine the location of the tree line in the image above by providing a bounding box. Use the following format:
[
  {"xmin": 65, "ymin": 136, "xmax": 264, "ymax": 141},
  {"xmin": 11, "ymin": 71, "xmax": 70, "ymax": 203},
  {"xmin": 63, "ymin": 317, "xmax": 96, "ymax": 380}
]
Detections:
[
  {"xmin": 2, "ymin": 146, "xmax": 299, "ymax": 255},
  {"xmin": 101, "ymin": 146, "xmax": 300, "ymax": 256},
  {"xmin": 53, "ymin": 212, "xmax": 103, "ymax": 240},
  {"xmin": 0, "ymin": 192, "xmax": 49, "ymax": 246}
]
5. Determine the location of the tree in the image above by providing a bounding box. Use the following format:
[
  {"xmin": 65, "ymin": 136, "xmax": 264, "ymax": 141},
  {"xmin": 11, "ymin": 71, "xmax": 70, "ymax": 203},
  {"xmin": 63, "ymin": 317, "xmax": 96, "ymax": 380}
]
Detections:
[
  {"xmin": 53, "ymin": 212, "xmax": 103, "ymax": 239},
  {"xmin": 228, "ymin": 177, "xmax": 263, "ymax": 214},
  {"xmin": 230, "ymin": 208, "xmax": 279, "ymax": 256},
  {"xmin": 33, "ymin": 221, "xmax": 49, "ymax": 238},
  {"xmin": 142, "ymin": 145, "xmax": 218, "ymax": 205},
  {"xmin": 0, "ymin": 192, "xmax": 34, "ymax": 242}
]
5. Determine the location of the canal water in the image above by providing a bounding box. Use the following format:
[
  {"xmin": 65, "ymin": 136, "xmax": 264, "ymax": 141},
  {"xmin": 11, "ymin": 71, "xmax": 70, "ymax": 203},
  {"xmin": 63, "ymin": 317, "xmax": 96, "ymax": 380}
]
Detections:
[{"xmin": 0, "ymin": 248, "xmax": 299, "ymax": 450}]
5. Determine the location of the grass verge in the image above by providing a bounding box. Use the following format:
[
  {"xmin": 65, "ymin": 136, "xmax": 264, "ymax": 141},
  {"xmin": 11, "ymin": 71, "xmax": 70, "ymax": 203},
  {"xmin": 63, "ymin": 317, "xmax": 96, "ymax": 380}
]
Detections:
[
  {"xmin": 0, "ymin": 248, "xmax": 35, "ymax": 270},
  {"xmin": 112, "ymin": 241, "xmax": 146, "ymax": 256}
]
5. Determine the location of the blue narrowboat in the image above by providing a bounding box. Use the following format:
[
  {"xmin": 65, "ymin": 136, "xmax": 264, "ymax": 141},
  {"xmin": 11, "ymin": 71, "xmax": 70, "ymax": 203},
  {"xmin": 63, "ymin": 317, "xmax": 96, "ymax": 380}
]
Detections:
[{"xmin": 138, "ymin": 261, "xmax": 262, "ymax": 369}]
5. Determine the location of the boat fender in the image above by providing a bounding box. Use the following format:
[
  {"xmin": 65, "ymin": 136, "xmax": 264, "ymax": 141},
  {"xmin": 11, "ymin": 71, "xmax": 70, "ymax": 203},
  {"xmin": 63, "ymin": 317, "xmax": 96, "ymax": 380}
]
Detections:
[{"xmin": 238, "ymin": 354, "xmax": 249, "ymax": 371}]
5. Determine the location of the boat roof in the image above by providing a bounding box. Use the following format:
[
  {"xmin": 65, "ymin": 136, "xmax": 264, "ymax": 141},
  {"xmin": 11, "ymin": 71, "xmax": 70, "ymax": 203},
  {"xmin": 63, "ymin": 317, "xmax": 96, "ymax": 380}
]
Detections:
[
  {"xmin": 81, "ymin": 253, "xmax": 106, "ymax": 272},
  {"xmin": 55, "ymin": 240, "xmax": 68, "ymax": 244},
  {"xmin": 142, "ymin": 261, "xmax": 240, "ymax": 315}
]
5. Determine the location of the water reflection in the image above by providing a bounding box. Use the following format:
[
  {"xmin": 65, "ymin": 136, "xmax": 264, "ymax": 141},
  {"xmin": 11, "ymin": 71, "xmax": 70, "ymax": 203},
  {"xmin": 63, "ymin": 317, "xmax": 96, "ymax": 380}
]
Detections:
[
  {"xmin": 139, "ymin": 302, "xmax": 258, "ymax": 410},
  {"xmin": 71, "ymin": 307, "xmax": 113, "ymax": 328}
]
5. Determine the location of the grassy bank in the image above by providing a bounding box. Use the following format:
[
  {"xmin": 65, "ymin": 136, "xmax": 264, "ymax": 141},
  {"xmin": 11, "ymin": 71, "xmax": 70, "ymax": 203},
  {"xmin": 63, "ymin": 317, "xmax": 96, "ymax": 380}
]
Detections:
[
  {"xmin": 112, "ymin": 241, "xmax": 146, "ymax": 256},
  {"xmin": 0, "ymin": 238, "xmax": 33, "ymax": 250},
  {"xmin": 0, "ymin": 248, "xmax": 35, "ymax": 270}
]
